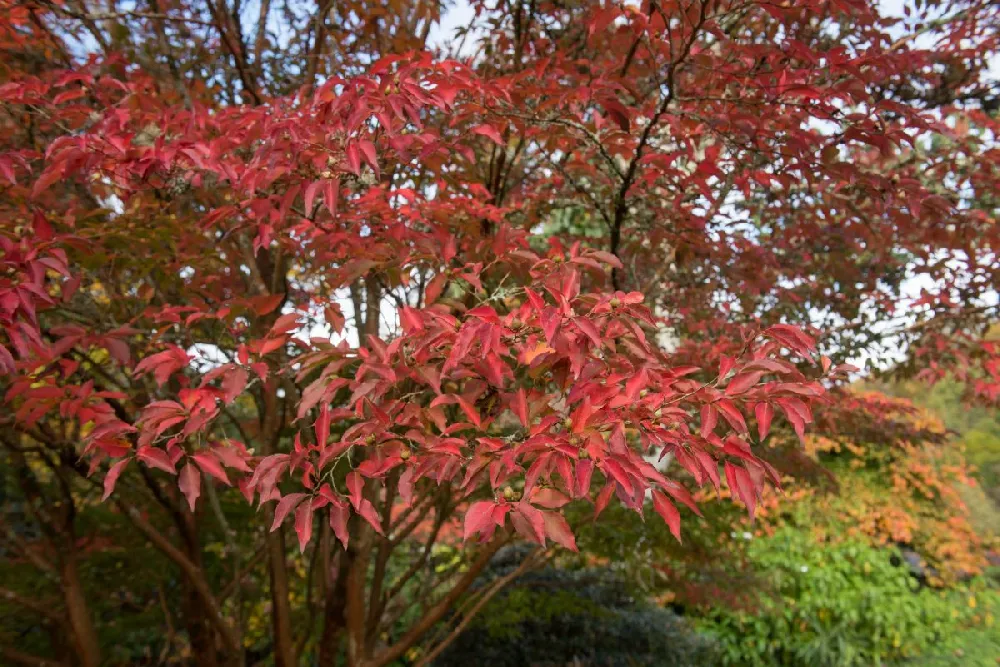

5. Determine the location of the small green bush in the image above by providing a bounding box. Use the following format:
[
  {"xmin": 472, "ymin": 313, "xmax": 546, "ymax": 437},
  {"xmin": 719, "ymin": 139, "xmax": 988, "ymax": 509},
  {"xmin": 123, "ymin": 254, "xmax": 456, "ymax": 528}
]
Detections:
[
  {"xmin": 907, "ymin": 566, "xmax": 1000, "ymax": 666},
  {"xmin": 698, "ymin": 528, "xmax": 962, "ymax": 666},
  {"xmin": 432, "ymin": 547, "xmax": 717, "ymax": 667}
]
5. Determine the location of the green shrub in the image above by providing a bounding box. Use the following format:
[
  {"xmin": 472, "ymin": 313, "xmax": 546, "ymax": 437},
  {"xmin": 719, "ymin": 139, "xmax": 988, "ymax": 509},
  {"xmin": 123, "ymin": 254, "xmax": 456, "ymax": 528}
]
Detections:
[
  {"xmin": 906, "ymin": 567, "xmax": 1000, "ymax": 666},
  {"xmin": 432, "ymin": 547, "xmax": 717, "ymax": 667},
  {"xmin": 698, "ymin": 528, "xmax": 960, "ymax": 666}
]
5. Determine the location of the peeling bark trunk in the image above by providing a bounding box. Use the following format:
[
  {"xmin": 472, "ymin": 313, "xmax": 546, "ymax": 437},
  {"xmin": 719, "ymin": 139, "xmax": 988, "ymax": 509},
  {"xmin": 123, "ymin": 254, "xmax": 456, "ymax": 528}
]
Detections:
[
  {"xmin": 181, "ymin": 576, "xmax": 221, "ymax": 667},
  {"xmin": 319, "ymin": 548, "xmax": 350, "ymax": 664},
  {"xmin": 178, "ymin": 510, "xmax": 224, "ymax": 667},
  {"xmin": 60, "ymin": 552, "xmax": 100, "ymax": 667},
  {"xmin": 261, "ymin": 373, "xmax": 297, "ymax": 667},
  {"xmin": 266, "ymin": 524, "xmax": 296, "ymax": 667}
]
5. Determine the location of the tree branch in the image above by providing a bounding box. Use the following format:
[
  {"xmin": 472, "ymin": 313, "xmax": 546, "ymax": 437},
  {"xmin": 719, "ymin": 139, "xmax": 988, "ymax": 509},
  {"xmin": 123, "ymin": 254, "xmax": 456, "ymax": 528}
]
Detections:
[
  {"xmin": 116, "ymin": 502, "xmax": 242, "ymax": 654},
  {"xmin": 0, "ymin": 645, "xmax": 58, "ymax": 667},
  {"xmin": 610, "ymin": 0, "xmax": 710, "ymax": 290},
  {"xmin": 0, "ymin": 587, "xmax": 64, "ymax": 622},
  {"xmin": 368, "ymin": 533, "xmax": 508, "ymax": 667},
  {"xmin": 48, "ymin": 4, "xmax": 218, "ymax": 27},
  {"xmin": 415, "ymin": 548, "xmax": 544, "ymax": 667}
]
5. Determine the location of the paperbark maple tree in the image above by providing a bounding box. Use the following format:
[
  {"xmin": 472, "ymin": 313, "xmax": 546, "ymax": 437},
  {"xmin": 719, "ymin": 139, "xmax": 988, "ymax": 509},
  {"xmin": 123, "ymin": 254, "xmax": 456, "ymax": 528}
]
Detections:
[{"xmin": 0, "ymin": 0, "xmax": 997, "ymax": 665}]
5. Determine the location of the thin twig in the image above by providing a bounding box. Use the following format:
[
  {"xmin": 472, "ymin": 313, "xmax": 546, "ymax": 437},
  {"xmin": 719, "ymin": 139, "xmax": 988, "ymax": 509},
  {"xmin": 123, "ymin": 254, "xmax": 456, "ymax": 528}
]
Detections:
[{"xmin": 415, "ymin": 548, "xmax": 546, "ymax": 667}]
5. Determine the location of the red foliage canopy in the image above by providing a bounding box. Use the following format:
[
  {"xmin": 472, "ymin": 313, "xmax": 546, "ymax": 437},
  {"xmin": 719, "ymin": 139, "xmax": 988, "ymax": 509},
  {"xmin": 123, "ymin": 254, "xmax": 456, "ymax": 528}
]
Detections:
[
  {"xmin": 0, "ymin": 44, "xmax": 854, "ymax": 547},
  {"xmin": 0, "ymin": 0, "xmax": 997, "ymax": 661}
]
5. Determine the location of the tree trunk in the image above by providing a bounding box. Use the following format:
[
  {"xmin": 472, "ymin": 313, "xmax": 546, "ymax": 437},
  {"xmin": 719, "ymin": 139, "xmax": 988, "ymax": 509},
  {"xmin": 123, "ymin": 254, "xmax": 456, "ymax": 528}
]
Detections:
[
  {"xmin": 60, "ymin": 552, "xmax": 100, "ymax": 667},
  {"xmin": 345, "ymin": 537, "xmax": 371, "ymax": 667},
  {"xmin": 178, "ymin": 514, "xmax": 222, "ymax": 667},
  {"xmin": 260, "ymin": 371, "xmax": 297, "ymax": 667},
  {"xmin": 266, "ymin": 524, "xmax": 297, "ymax": 667},
  {"xmin": 319, "ymin": 548, "xmax": 350, "ymax": 664},
  {"xmin": 181, "ymin": 577, "xmax": 221, "ymax": 667}
]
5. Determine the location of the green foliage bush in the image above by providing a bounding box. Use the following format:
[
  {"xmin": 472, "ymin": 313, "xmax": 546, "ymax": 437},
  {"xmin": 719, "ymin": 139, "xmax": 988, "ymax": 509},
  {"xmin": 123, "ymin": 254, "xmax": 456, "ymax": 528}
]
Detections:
[
  {"xmin": 699, "ymin": 528, "xmax": 981, "ymax": 667},
  {"xmin": 432, "ymin": 547, "xmax": 718, "ymax": 667},
  {"xmin": 908, "ymin": 567, "xmax": 1000, "ymax": 666}
]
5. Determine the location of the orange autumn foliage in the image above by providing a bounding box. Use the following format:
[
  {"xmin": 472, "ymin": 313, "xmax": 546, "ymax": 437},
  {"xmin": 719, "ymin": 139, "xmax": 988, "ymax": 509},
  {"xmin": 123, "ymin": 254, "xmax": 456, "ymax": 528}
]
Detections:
[{"xmin": 720, "ymin": 391, "xmax": 991, "ymax": 585}]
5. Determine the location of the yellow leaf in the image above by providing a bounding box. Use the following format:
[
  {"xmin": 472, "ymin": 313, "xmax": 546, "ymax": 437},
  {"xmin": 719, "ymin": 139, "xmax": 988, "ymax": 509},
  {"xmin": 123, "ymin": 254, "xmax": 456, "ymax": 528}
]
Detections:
[{"xmin": 523, "ymin": 342, "xmax": 555, "ymax": 364}]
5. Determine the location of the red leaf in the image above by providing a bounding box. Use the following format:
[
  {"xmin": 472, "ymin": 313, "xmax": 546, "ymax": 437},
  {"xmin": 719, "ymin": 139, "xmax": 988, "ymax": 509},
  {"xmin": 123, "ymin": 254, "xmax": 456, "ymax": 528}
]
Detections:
[
  {"xmin": 424, "ymin": 273, "xmax": 447, "ymax": 305},
  {"xmin": 766, "ymin": 324, "xmax": 816, "ymax": 357},
  {"xmin": 700, "ymin": 404, "xmax": 718, "ymax": 438},
  {"xmin": 599, "ymin": 96, "xmax": 630, "ymax": 132},
  {"xmin": 222, "ymin": 366, "xmax": 248, "ymax": 404},
  {"xmin": 329, "ymin": 503, "xmax": 350, "ymax": 549},
  {"xmin": 511, "ymin": 503, "xmax": 546, "ymax": 544},
  {"xmin": 315, "ymin": 404, "xmax": 331, "ymax": 447},
  {"xmin": 32, "ymin": 211, "xmax": 53, "ymax": 242},
  {"xmin": 575, "ymin": 317, "xmax": 603, "ymax": 348},
  {"xmin": 483, "ymin": 352, "xmax": 505, "ymax": 387},
  {"xmin": 652, "ymin": 489, "xmax": 681, "ymax": 542},
  {"xmin": 455, "ymin": 395, "xmax": 482, "ymax": 428},
  {"xmin": 625, "ymin": 367, "xmax": 649, "ymax": 401},
  {"xmin": 271, "ymin": 493, "xmax": 307, "ymax": 532},
  {"xmin": 532, "ymin": 487, "xmax": 570, "ymax": 509},
  {"xmin": 0, "ymin": 344, "xmax": 14, "ymax": 374},
  {"xmin": 294, "ymin": 501, "xmax": 314, "ymax": 552},
  {"xmin": 755, "ymin": 402, "xmax": 774, "ymax": 441},
  {"xmin": 212, "ymin": 442, "xmax": 252, "ymax": 472},
  {"xmin": 346, "ymin": 143, "xmax": 361, "ymax": 175},
  {"xmin": 777, "ymin": 397, "xmax": 811, "ymax": 441},
  {"xmin": 134, "ymin": 347, "xmax": 190, "ymax": 387},
  {"xmin": 357, "ymin": 499, "xmax": 384, "ymax": 535},
  {"xmin": 270, "ymin": 312, "xmax": 301, "ymax": 335},
  {"xmin": 253, "ymin": 294, "xmax": 284, "ymax": 315},
  {"xmin": 398, "ymin": 468, "xmax": 415, "ymax": 506},
  {"xmin": 104, "ymin": 338, "xmax": 131, "ymax": 365},
  {"xmin": 0, "ymin": 159, "xmax": 15, "ymax": 186},
  {"xmin": 192, "ymin": 452, "xmax": 231, "ymax": 485},
  {"xmin": 523, "ymin": 287, "xmax": 545, "ymax": 312},
  {"xmin": 660, "ymin": 481, "xmax": 702, "ymax": 517},
  {"xmin": 716, "ymin": 399, "xmax": 748, "ymax": 434},
  {"xmin": 346, "ymin": 471, "xmax": 363, "ymax": 510},
  {"xmin": 137, "ymin": 446, "xmax": 177, "ymax": 474},
  {"xmin": 587, "ymin": 250, "xmax": 623, "ymax": 269},
  {"xmin": 542, "ymin": 512, "xmax": 578, "ymax": 551},
  {"xmin": 589, "ymin": 6, "xmax": 617, "ymax": 36},
  {"xmin": 464, "ymin": 500, "xmax": 496, "ymax": 540},
  {"xmin": 472, "ymin": 124, "xmax": 504, "ymax": 144},
  {"xmin": 399, "ymin": 307, "xmax": 424, "ymax": 333},
  {"xmin": 102, "ymin": 459, "xmax": 129, "ymax": 501},
  {"xmin": 575, "ymin": 459, "xmax": 594, "ymax": 498},
  {"xmin": 323, "ymin": 178, "xmax": 339, "ymax": 216},
  {"xmin": 179, "ymin": 462, "xmax": 202, "ymax": 512},
  {"xmin": 594, "ymin": 482, "xmax": 615, "ymax": 520},
  {"xmin": 31, "ymin": 162, "xmax": 65, "ymax": 198},
  {"xmin": 357, "ymin": 140, "xmax": 378, "ymax": 178},
  {"xmin": 259, "ymin": 337, "xmax": 286, "ymax": 355},
  {"xmin": 324, "ymin": 303, "xmax": 345, "ymax": 333},
  {"xmin": 602, "ymin": 459, "xmax": 633, "ymax": 491},
  {"xmin": 514, "ymin": 388, "xmax": 530, "ymax": 427},
  {"xmin": 717, "ymin": 356, "xmax": 736, "ymax": 383},
  {"xmin": 725, "ymin": 463, "xmax": 758, "ymax": 519},
  {"xmin": 726, "ymin": 371, "xmax": 763, "ymax": 396},
  {"xmin": 694, "ymin": 450, "xmax": 720, "ymax": 490},
  {"xmin": 734, "ymin": 465, "xmax": 758, "ymax": 519},
  {"xmin": 520, "ymin": 503, "xmax": 547, "ymax": 543},
  {"xmin": 304, "ymin": 180, "xmax": 321, "ymax": 215}
]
